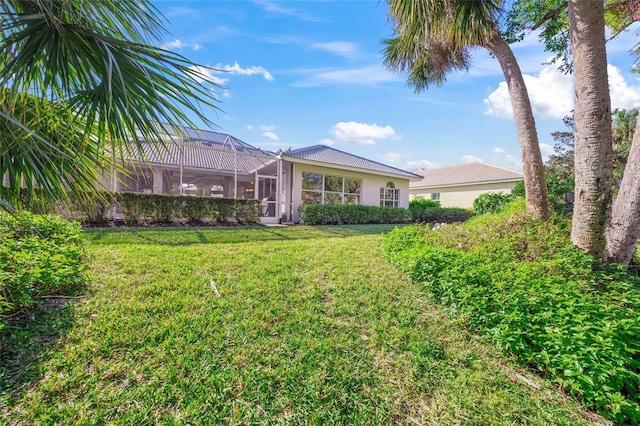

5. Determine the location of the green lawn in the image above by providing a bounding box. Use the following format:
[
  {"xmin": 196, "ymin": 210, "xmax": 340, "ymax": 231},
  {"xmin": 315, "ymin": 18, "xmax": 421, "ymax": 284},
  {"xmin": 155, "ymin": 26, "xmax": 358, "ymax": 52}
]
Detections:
[{"xmin": 1, "ymin": 225, "xmax": 607, "ymax": 424}]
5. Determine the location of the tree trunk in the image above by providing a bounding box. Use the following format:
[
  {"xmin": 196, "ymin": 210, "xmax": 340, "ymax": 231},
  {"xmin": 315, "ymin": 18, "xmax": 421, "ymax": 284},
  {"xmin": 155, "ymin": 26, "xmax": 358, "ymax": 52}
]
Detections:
[
  {"xmin": 485, "ymin": 30, "xmax": 550, "ymax": 221},
  {"xmin": 567, "ymin": 0, "xmax": 613, "ymax": 260},
  {"xmin": 606, "ymin": 117, "xmax": 640, "ymax": 264}
]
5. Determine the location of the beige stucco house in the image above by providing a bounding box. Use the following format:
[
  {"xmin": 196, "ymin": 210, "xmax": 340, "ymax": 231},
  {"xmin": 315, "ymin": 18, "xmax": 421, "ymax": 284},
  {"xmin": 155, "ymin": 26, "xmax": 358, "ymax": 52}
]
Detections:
[
  {"xmin": 105, "ymin": 125, "xmax": 421, "ymax": 224},
  {"xmin": 410, "ymin": 162, "xmax": 524, "ymax": 208}
]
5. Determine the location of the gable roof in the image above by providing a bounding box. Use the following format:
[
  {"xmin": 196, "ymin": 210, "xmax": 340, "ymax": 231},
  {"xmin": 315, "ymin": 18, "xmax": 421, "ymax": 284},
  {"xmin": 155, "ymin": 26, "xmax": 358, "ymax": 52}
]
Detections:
[
  {"xmin": 411, "ymin": 162, "xmax": 523, "ymax": 189},
  {"xmin": 282, "ymin": 145, "xmax": 421, "ymax": 180},
  {"xmin": 126, "ymin": 126, "xmax": 277, "ymax": 175}
]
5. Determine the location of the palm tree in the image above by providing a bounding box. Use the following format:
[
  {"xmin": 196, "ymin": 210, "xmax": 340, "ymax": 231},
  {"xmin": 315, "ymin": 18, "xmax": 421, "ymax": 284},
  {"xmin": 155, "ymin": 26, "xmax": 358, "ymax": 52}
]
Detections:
[
  {"xmin": 383, "ymin": 0, "xmax": 550, "ymax": 220},
  {"xmin": 606, "ymin": 116, "xmax": 640, "ymax": 264},
  {"xmin": 567, "ymin": 0, "xmax": 614, "ymax": 260},
  {"xmin": 0, "ymin": 0, "xmax": 221, "ymax": 210}
]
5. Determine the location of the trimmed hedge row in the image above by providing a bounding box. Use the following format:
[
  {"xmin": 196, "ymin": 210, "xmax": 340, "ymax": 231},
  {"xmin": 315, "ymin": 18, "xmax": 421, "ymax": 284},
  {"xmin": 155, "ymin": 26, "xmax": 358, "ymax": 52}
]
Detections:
[
  {"xmin": 114, "ymin": 193, "xmax": 259, "ymax": 225},
  {"xmin": 0, "ymin": 212, "xmax": 88, "ymax": 330},
  {"xmin": 409, "ymin": 198, "xmax": 474, "ymax": 224},
  {"xmin": 22, "ymin": 192, "xmax": 260, "ymax": 225},
  {"xmin": 298, "ymin": 204, "xmax": 411, "ymax": 225},
  {"xmin": 382, "ymin": 203, "xmax": 640, "ymax": 423}
]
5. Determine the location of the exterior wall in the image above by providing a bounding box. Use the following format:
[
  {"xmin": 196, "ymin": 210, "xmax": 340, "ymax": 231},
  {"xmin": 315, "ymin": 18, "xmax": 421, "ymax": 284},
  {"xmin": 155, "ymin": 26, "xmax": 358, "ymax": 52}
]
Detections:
[
  {"xmin": 410, "ymin": 181, "xmax": 520, "ymax": 208},
  {"xmin": 289, "ymin": 162, "xmax": 411, "ymax": 222}
]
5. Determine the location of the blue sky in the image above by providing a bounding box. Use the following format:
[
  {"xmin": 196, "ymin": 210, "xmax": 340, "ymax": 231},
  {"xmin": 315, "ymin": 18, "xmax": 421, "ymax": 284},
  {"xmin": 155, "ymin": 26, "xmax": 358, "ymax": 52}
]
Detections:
[{"xmin": 154, "ymin": 0, "xmax": 640, "ymax": 172}]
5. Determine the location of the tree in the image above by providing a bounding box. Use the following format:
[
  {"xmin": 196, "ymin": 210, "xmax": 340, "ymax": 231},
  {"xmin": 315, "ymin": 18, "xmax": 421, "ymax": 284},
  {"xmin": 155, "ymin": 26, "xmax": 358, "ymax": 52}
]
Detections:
[
  {"xmin": 383, "ymin": 0, "xmax": 550, "ymax": 220},
  {"xmin": 545, "ymin": 115, "xmax": 575, "ymax": 212},
  {"xmin": 607, "ymin": 116, "xmax": 640, "ymax": 264},
  {"xmin": 612, "ymin": 108, "xmax": 639, "ymax": 182},
  {"xmin": 0, "ymin": 0, "xmax": 220, "ymax": 210},
  {"xmin": 567, "ymin": 0, "xmax": 615, "ymax": 260},
  {"xmin": 506, "ymin": 0, "xmax": 640, "ymax": 263}
]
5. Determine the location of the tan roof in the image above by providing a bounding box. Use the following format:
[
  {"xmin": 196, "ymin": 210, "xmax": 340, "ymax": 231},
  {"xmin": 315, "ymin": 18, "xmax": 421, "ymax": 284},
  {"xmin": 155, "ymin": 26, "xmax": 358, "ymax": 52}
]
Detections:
[
  {"xmin": 283, "ymin": 145, "xmax": 421, "ymax": 180},
  {"xmin": 411, "ymin": 162, "xmax": 523, "ymax": 189}
]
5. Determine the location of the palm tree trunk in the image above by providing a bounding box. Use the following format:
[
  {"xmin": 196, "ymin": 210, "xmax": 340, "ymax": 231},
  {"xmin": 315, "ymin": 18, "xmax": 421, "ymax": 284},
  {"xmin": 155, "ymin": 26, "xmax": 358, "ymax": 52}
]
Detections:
[
  {"xmin": 485, "ymin": 30, "xmax": 550, "ymax": 221},
  {"xmin": 567, "ymin": 0, "xmax": 614, "ymax": 260},
  {"xmin": 606, "ymin": 117, "xmax": 640, "ymax": 264}
]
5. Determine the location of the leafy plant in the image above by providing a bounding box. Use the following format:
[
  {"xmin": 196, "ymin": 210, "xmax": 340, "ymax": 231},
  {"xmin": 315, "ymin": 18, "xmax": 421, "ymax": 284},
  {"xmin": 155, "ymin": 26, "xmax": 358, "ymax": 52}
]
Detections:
[
  {"xmin": 472, "ymin": 192, "xmax": 513, "ymax": 215},
  {"xmin": 0, "ymin": 212, "xmax": 88, "ymax": 330},
  {"xmin": 382, "ymin": 201, "xmax": 640, "ymax": 423},
  {"xmin": 409, "ymin": 197, "xmax": 474, "ymax": 223},
  {"xmin": 298, "ymin": 204, "xmax": 411, "ymax": 225}
]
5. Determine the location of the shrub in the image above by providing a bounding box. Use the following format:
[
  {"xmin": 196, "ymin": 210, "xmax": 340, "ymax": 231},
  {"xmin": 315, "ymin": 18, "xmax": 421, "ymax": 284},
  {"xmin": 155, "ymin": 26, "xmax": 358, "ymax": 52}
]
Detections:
[
  {"xmin": 298, "ymin": 204, "xmax": 411, "ymax": 225},
  {"xmin": 0, "ymin": 212, "xmax": 88, "ymax": 330},
  {"xmin": 382, "ymin": 202, "xmax": 640, "ymax": 424},
  {"xmin": 472, "ymin": 192, "xmax": 513, "ymax": 215},
  {"xmin": 409, "ymin": 198, "xmax": 474, "ymax": 224}
]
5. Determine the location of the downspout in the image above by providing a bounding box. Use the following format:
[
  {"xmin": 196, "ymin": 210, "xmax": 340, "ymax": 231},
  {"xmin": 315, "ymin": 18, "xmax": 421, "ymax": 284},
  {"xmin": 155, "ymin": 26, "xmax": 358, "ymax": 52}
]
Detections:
[{"xmin": 277, "ymin": 153, "xmax": 283, "ymax": 222}]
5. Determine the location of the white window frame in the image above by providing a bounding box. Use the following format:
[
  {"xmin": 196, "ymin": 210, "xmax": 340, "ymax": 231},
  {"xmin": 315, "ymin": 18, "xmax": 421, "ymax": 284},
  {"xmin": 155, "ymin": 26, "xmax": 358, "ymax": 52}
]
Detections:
[
  {"xmin": 301, "ymin": 172, "xmax": 361, "ymax": 205},
  {"xmin": 380, "ymin": 181, "xmax": 399, "ymax": 207}
]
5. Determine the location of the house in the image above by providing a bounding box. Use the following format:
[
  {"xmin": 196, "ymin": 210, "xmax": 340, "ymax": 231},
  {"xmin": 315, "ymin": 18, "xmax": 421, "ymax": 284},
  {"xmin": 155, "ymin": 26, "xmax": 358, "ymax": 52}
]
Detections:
[
  {"xmin": 104, "ymin": 125, "xmax": 421, "ymax": 224},
  {"xmin": 410, "ymin": 162, "xmax": 524, "ymax": 208}
]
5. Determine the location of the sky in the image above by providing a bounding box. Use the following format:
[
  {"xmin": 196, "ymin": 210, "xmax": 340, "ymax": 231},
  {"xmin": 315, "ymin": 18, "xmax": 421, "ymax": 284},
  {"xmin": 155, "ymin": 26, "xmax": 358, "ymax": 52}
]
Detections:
[{"xmin": 152, "ymin": 0, "xmax": 640, "ymax": 172}]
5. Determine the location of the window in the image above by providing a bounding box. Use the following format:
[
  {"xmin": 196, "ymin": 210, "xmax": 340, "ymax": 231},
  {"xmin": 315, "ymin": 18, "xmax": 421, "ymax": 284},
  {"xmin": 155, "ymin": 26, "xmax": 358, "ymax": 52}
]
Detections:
[
  {"xmin": 431, "ymin": 192, "xmax": 440, "ymax": 201},
  {"xmin": 301, "ymin": 172, "xmax": 361, "ymax": 205},
  {"xmin": 380, "ymin": 181, "xmax": 399, "ymax": 207}
]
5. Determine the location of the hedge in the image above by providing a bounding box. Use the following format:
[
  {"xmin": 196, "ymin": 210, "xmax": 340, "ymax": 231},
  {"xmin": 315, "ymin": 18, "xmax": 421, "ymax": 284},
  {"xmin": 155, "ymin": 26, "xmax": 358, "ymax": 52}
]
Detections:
[
  {"xmin": 0, "ymin": 212, "xmax": 88, "ymax": 330},
  {"xmin": 20, "ymin": 191, "xmax": 260, "ymax": 225},
  {"xmin": 409, "ymin": 198, "xmax": 474, "ymax": 224},
  {"xmin": 298, "ymin": 204, "xmax": 411, "ymax": 225}
]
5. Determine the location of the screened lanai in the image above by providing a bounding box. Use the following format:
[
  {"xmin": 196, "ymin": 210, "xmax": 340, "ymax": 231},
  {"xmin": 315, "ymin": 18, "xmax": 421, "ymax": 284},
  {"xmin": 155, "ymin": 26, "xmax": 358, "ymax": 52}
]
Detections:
[{"xmin": 105, "ymin": 125, "xmax": 286, "ymax": 223}]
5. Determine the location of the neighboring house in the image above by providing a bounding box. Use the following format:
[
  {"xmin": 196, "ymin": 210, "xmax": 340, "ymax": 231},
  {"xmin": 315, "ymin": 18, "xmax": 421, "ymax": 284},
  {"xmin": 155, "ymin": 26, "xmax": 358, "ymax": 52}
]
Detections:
[
  {"xmin": 104, "ymin": 125, "xmax": 421, "ymax": 224},
  {"xmin": 410, "ymin": 162, "xmax": 524, "ymax": 208}
]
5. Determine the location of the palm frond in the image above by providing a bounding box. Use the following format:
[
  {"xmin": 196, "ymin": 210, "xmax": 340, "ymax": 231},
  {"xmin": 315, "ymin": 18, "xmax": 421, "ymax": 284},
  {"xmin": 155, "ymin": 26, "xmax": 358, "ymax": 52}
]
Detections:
[{"xmin": 0, "ymin": 0, "xmax": 222, "ymax": 210}]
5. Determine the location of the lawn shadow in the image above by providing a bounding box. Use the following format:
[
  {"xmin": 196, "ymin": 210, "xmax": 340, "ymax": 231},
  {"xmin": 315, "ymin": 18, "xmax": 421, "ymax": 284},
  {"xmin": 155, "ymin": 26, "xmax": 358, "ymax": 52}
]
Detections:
[
  {"xmin": 86, "ymin": 224, "xmax": 407, "ymax": 247},
  {"xmin": 0, "ymin": 293, "xmax": 83, "ymax": 410}
]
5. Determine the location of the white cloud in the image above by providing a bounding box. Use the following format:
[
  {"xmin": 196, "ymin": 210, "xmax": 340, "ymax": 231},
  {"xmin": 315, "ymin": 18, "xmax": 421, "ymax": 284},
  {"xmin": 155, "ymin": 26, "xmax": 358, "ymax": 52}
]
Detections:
[
  {"xmin": 539, "ymin": 143, "xmax": 555, "ymax": 163},
  {"xmin": 293, "ymin": 65, "xmax": 400, "ymax": 87},
  {"xmin": 379, "ymin": 152, "xmax": 400, "ymax": 164},
  {"xmin": 252, "ymin": 0, "xmax": 327, "ymax": 22},
  {"xmin": 492, "ymin": 152, "xmax": 523, "ymax": 170},
  {"xmin": 493, "ymin": 147, "xmax": 505, "ymax": 153},
  {"xmin": 609, "ymin": 64, "xmax": 640, "ymax": 110},
  {"xmin": 164, "ymin": 39, "xmax": 202, "ymax": 51},
  {"xmin": 319, "ymin": 138, "xmax": 335, "ymax": 146},
  {"xmin": 330, "ymin": 121, "xmax": 400, "ymax": 146},
  {"xmin": 259, "ymin": 124, "xmax": 275, "ymax": 131},
  {"xmin": 406, "ymin": 159, "xmax": 439, "ymax": 170},
  {"xmin": 246, "ymin": 125, "xmax": 254, "ymax": 130},
  {"xmin": 484, "ymin": 62, "xmax": 573, "ymax": 119},
  {"xmin": 189, "ymin": 66, "xmax": 228, "ymax": 85},
  {"xmin": 484, "ymin": 62, "xmax": 640, "ymax": 120},
  {"xmin": 311, "ymin": 41, "xmax": 359, "ymax": 58},
  {"xmin": 461, "ymin": 154, "xmax": 483, "ymax": 163},
  {"xmin": 263, "ymin": 131, "xmax": 279, "ymax": 140},
  {"xmin": 219, "ymin": 61, "xmax": 274, "ymax": 81},
  {"xmin": 505, "ymin": 154, "xmax": 523, "ymax": 169}
]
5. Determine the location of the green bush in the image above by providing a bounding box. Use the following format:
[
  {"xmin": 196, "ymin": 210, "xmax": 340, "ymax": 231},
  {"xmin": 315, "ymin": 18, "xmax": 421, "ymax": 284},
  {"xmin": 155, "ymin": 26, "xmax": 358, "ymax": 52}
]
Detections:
[
  {"xmin": 409, "ymin": 197, "xmax": 474, "ymax": 224},
  {"xmin": 472, "ymin": 192, "xmax": 513, "ymax": 215},
  {"xmin": 16, "ymin": 190, "xmax": 261, "ymax": 225},
  {"xmin": 0, "ymin": 212, "xmax": 88, "ymax": 330},
  {"xmin": 298, "ymin": 204, "xmax": 411, "ymax": 225},
  {"xmin": 382, "ymin": 201, "xmax": 640, "ymax": 423}
]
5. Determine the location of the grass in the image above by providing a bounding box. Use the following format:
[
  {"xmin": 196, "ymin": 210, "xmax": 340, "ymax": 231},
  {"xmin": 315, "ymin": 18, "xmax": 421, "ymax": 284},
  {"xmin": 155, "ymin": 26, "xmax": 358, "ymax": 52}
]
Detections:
[{"xmin": 1, "ymin": 225, "xmax": 607, "ymax": 424}]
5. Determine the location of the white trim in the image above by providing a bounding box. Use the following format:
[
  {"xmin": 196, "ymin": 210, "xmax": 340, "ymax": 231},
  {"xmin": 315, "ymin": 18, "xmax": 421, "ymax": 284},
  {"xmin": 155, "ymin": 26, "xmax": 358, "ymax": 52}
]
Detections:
[
  {"xmin": 411, "ymin": 178, "xmax": 523, "ymax": 190},
  {"xmin": 282, "ymin": 157, "xmax": 421, "ymax": 181}
]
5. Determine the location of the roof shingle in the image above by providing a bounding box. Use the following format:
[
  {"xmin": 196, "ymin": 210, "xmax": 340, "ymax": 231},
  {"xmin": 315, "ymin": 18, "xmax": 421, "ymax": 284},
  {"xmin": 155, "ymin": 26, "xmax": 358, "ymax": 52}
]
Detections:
[
  {"xmin": 283, "ymin": 145, "xmax": 420, "ymax": 179},
  {"xmin": 411, "ymin": 162, "xmax": 523, "ymax": 189}
]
